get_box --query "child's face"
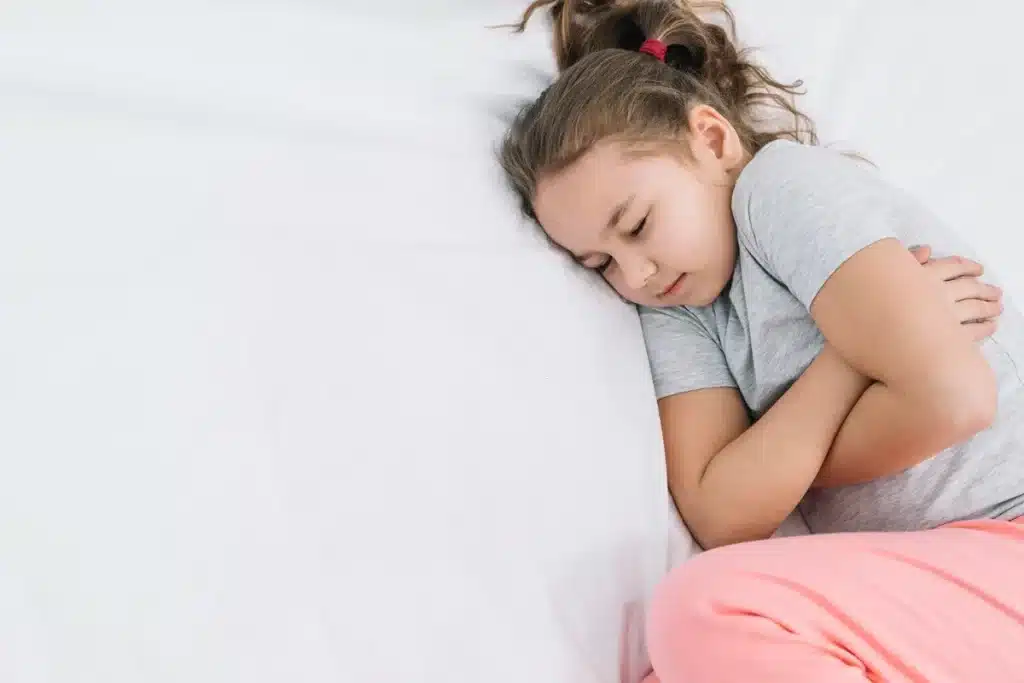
[532,109,745,308]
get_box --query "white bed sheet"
[0,3,668,682]
[1,2,1021,682]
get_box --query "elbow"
[686,509,775,551]
[920,358,997,440]
[947,377,997,439]
[698,528,773,551]
[681,473,787,550]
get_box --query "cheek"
[655,193,728,261]
[651,198,701,255]
[650,220,699,264]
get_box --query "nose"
[620,254,657,292]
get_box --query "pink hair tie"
[638,38,668,62]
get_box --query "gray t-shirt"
[640,139,1024,533]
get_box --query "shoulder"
[732,140,886,219]
[728,141,926,307]
[731,141,909,250]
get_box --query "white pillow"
[0,3,671,683]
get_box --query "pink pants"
[644,519,1024,682]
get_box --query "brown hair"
[500,0,816,222]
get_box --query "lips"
[658,274,686,298]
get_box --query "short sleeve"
[732,141,905,310]
[639,306,737,399]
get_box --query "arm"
[662,344,869,550]
[809,239,997,488]
[734,144,1000,489]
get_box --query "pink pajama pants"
[643,519,1024,682]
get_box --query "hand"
[910,245,1003,342]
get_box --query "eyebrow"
[571,194,635,263]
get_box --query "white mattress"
[0,2,1020,682]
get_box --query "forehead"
[533,142,633,249]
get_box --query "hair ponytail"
[509,0,816,149]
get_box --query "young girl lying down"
[500,1,1024,680]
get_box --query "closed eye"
[627,215,648,238]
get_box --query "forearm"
[802,238,1000,489]
[813,372,995,488]
[692,346,870,548]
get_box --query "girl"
[501,1,1024,681]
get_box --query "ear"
[686,104,745,171]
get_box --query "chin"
[681,282,725,308]
[687,292,718,307]
[637,299,677,309]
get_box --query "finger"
[966,319,998,343]
[943,278,1003,303]
[921,255,985,281]
[955,298,1004,324]
[909,245,932,264]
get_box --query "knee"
[651,536,810,619]
[645,545,768,679]
[650,543,757,619]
